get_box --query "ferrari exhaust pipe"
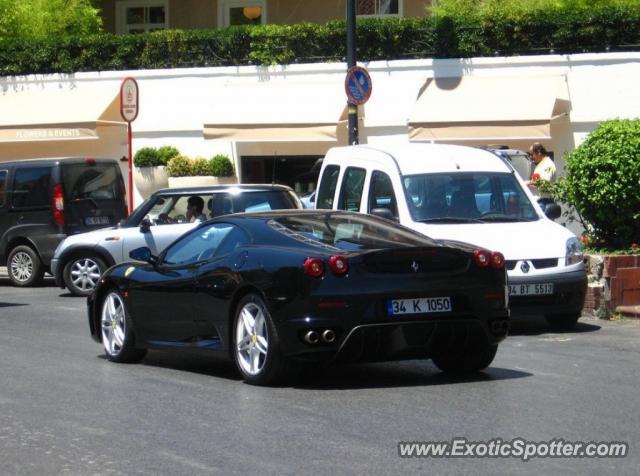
[322,329,336,343]
[490,320,509,335]
[304,330,320,345]
[321,329,336,343]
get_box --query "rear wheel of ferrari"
[100,290,147,363]
[432,341,498,374]
[233,294,289,386]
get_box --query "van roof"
[0,157,120,167]
[326,143,512,175]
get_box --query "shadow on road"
[509,315,601,337]
[293,361,532,390]
[97,352,531,389]
[100,352,243,382]
[0,302,28,308]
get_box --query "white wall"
[3,52,639,206]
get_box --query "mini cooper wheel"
[100,290,147,363]
[64,254,107,297]
[233,294,289,385]
[7,245,44,287]
[432,341,498,375]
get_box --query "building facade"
[97,0,431,34]
[1,52,638,209]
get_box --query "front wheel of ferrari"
[100,290,147,363]
[233,294,289,386]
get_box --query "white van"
[315,143,587,328]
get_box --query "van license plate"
[85,216,110,225]
[387,297,452,315]
[508,283,554,296]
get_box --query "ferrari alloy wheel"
[100,290,146,363]
[7,245,44,287]
[233,294,289,385]
[64,255,106,296]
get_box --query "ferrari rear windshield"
[271,213,437,251]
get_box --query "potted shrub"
[133,146,179,198]
[167,154,237,187]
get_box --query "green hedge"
[0,4,638,75]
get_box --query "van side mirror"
[129,246,156,264]
[370,208,398,222]
[543,203,562,220]
[139,217,152,233]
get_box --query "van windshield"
[402,172,539,223]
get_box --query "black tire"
[63,254,107,297]
[100,289,147,363]
[545,312,581,330]
[232,293,291,386]
[432,341,498,375]
[7,245,45,287]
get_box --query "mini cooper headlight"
[565,237,584,266]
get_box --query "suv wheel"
[7,245,45,287]
[63,255,107,297]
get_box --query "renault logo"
[520,261,530,273]
[411,261,419,273]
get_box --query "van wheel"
[7,245,44,287]
[63,254,107,297]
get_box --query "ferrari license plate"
[508,283,554,296]
[387,297,452,316]
[85,216,110,226]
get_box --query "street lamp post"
[346,0,358,145]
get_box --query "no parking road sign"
[345,66,372,105]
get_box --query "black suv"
[0,158,127,286]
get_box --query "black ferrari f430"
[88,210,510,385]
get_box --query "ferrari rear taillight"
[328,255,349,276]
[473,249,491,268]
[474,249,505,269]
[490,251,505,269]
[51,183,65,225]
[303,258,324,278]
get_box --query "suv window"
[368,171,398,218]
[62,163,123,202]
[0,170,6,207]
[316,165,340,209]
[12,167,52,208]
[338,167,366,212]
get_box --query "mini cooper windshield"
[403,172,538,223]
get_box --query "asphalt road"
[1,273,639,475]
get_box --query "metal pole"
[346,0,358,145]
[127,123,133,214]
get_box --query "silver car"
[51,184,302,296]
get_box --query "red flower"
[531,173,541,181]
[631,243,639,249]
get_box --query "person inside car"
[186,195,208,223]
